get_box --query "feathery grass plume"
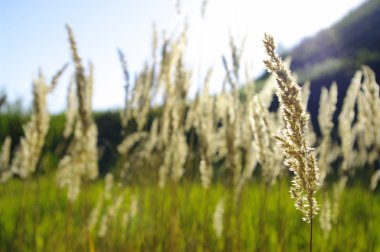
[193,69,217,189]
[57,25,98,201]
[117,25,189,185]
[251,96,281,187]
[319,192,332,238]
[89,195,104,232]
[222,96,242,187]
[117,27,160,182]
[354,66,380,166]
[117,132,148,163]
[354,92,372,166]
[117,131,148,171]
[338,70,362,173]
[11,74,49,178]
[211,92,230,165]
[361,66,380,147]
[11,66,66,178]
[140,118,159,159]
[234,104,258,196]
[117,48,131,132]
[98,193,124,238]
[66,25,92,130]
[0,136,12,183]
[121,194,138,234]
[214,92,229,127]
[184,91,200,131]
[263,34,319,223]
[219,36,247,188]
[157,25,190,187]
[88,173,115,233]
[234,99,260,196]
[258,57,292,110]
[220,34,262,194]
[128,63,154,131]
[222,33,246,91]
[151,23,158,62]
[97,212,108,238]
[302,81,317,147]
[318,82,338,185]
[86,63,94,113]
[90,173,126,238]
[50,63,69,91]
[159,129,188,187]
[213,198,224,239]
[229,34,246,84]
[104,173,114,200]
[239,86,260,184]
[63,77,78,138]
[257,59,290,138]
[199,160,211,188]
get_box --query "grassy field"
[0,175,378,251]
[1,8,380,251]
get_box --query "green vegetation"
[0,176,378,251]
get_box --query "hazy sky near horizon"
[0,0,366,113]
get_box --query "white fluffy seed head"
[213,198,224,238]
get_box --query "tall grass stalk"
[263,34,320,252]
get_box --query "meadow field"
[0,176,379,251]
[1,8,380,251]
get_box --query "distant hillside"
[282,0,380,132]
[289,0,380,78]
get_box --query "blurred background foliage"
[1,0,380,176]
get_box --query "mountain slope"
[284,0,380,131]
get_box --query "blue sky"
[0,0,366,113]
